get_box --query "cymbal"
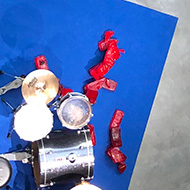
[21,69,59,105]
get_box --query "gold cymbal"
[21,69,59,105]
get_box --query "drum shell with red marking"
[32,129,94,188]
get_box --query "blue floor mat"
[0,0,177,190]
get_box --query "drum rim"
[13,102,27,115]
[0,156,12,189]
[57,93,92,129]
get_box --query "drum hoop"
[14,102,27,115]
[57,93,92,129]
[58,92,89,106]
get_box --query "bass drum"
[32,128,94,188]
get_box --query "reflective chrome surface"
[0,77,23,95]
[32,128,94,187]
[0,152,31,163]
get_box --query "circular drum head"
[57,93,92,129]
[0,157,12,189]
[14,104,53,141]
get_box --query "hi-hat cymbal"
[21,69,59,105]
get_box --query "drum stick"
[1,98,16,112]
[0,70,25,80]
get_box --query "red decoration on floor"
[87,124,96,146]
[110,127,122,147]
[58,83,73,97]
[84,78,117,104]
[106,109,127,173]
[118,162,127,173]
[106,146,127,163]
[83,87,99,104]
[109,109,124,129]
[90,31,125,80]
[34,55,73,97]
[35,55,49,70]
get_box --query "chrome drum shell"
[32,128,94,188]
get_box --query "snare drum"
[32,128,94,188]
[14,103,53,142]
[56,92,92,130]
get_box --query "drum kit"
[0,69,101,189]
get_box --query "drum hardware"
[0,70,25,80]
[0,70,25,95]
[0,148,34,189]
[0,151,32,164]
[0,77,25,95]
[21,69,59,105]
[0,70,25,96]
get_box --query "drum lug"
[22,158,29,164]
[47,150,53,155]
[67,153,77,163]
[46,135,50,139]
[79,145,84,149]
[80,129,90,133]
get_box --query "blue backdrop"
[0,0,177,190]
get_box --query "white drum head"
[14,104,53,141]
[70,183,102,190]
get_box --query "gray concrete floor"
[127,0,190,190]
